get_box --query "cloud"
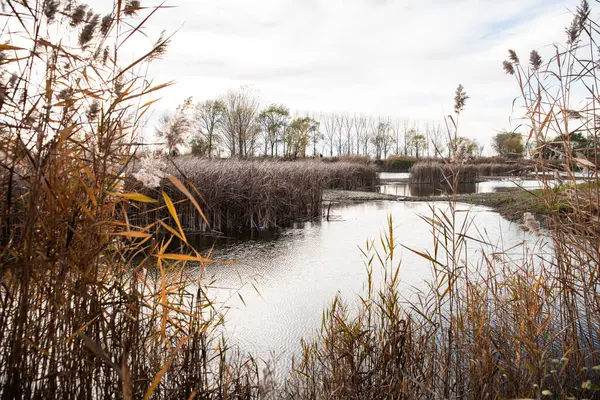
[101,0,578,151]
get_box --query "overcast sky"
[111,0,577,151]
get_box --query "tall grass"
[475,162,533,177]
[281,1,600,398]
[0,1,261,398]
[2,0,600,399]
[409,161,479,185]
[129,157,378,233]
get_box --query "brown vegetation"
[129,157,377,233]
[0,2,260,399]
[409,162,479,185]
[2,0,600,399]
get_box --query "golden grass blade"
[0,44,25,51]
[156,253,218,263]
[158,220,185,242]
[112,231,151,239]
[168,175,209,226]
[162,192,186,243]
[111,193,158,203]
[65,316,101,344]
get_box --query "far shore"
[323,188,554,224]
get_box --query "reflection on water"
[188,201,547,364]
[377,172,587,197]
[379,172,411,181]
[379,178,551,197]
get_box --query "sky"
[98,0,578,152]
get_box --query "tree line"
[154,86,489,159]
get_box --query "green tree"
[189,137,208,156]
[492,131,524,159]
[286,117,319,158]
[410,133,427,158]
[541,132,589,160]
[258,104,290,157]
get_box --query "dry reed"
[409,161,479,185]
[475,162,533,177]
[281,2,600,398]
[0,1,261,398]
[2,0,600,399]
[128,157,378,233]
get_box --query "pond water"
[379,178,547,197]
[189,200,547,365]
[378,172,587,197]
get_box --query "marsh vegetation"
[1,0,600,399]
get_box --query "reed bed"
[409,162,479,185]
[2,0,600,398]
[475,162,533,176]
[128,157,378,233]
[321,155,375,165]
[283,203,600,399]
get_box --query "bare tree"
[335,114,344,156]
[402,119,415,156]
[426,121,446,158]
[193,99,225,157]
[390,117,403,156]
[370,118,393,160]
[222,87,260,157]
[321,113,337,157]
[309,113,324,156]
[341,113,353,155]
[354,114,368,156]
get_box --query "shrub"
[384,155,418,172]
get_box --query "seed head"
[87,101,100,121]
[102,47,110,64]
[44,0,60,22]
[70,4,87,27]
[454,84,469,114]
[149,32,169,61]
[529,50,542,71]
[503,60,515,75]
[124,0,141,16]
[79,13,99,47]
[100,14,112,36]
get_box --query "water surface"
[379,179,546,196]
[191,201,546,363]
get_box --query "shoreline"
[323,189,553,224]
